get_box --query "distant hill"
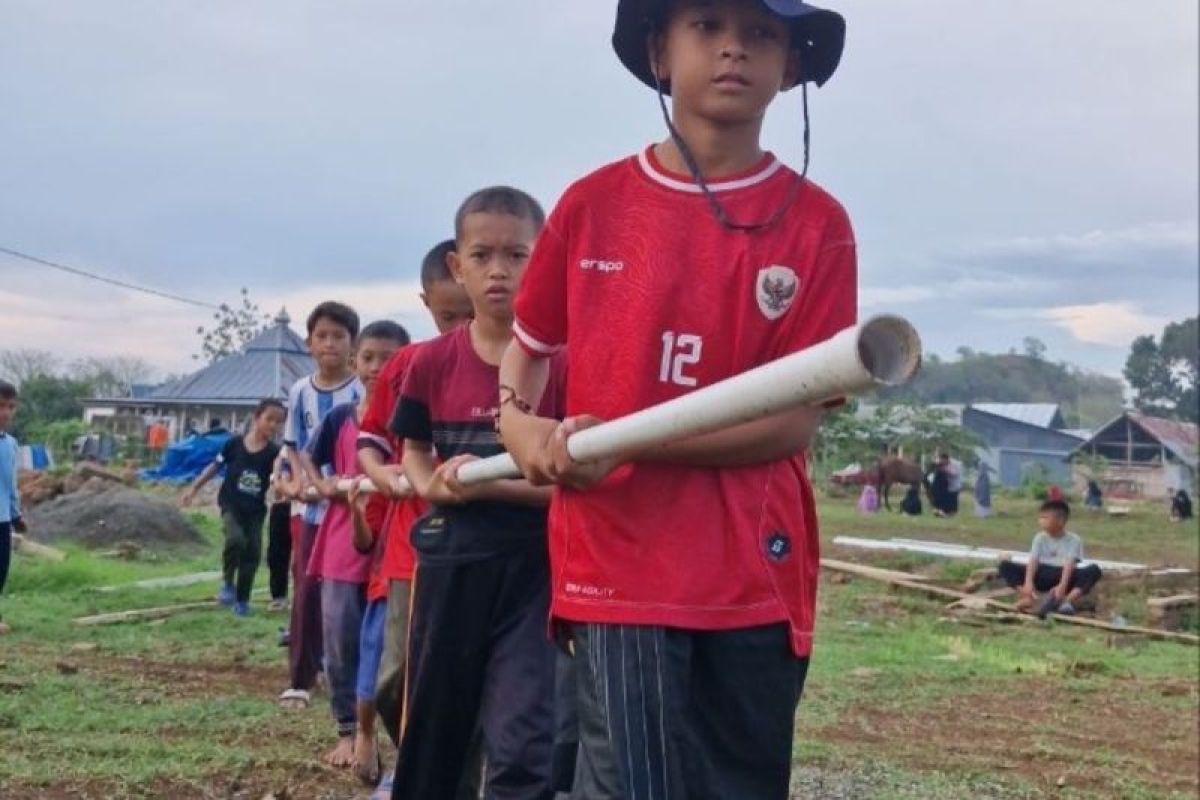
[879,348,1124,429]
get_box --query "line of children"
[277,302,365,710]
[0,379,26,635]
[181,398,285,615]
[305,320,409,768]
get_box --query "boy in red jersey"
[499,1,853,797]
[356,240,482,799]
[356,239,473,746]
[392,187,566,800]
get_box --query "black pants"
[0,521,10,597]
[393,549,557,800]
[571,622,808,800]
[221,507,265,603]
[999,560,1102,593]
[266,502,291,601]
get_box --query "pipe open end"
[857,315,923,386]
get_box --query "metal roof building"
[83,309,314,442]
[1071,412,1198,497]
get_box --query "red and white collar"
[635,146,783,194]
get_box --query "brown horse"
[873,456,929,511]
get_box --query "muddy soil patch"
[26,488,204,550]
[811,677,1198,797]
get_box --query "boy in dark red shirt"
[499,1,853,797]
[392,187,566,800]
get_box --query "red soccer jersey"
[364,492,391,601]
[513,146,857,657]
[357,344,425,583]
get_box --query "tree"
[0,348,59,386]
[70,355,156,398]
[880,342,1124,428]
[1124,317,1198,422]
[9,374,93,440]
[813,401,983,474]
[1022,336,1047,361]
[194,288,271,363]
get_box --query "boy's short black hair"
[1040,499,1070,519]
[306,301,360,340]
[359,320,410,347]
[454,186,545,241]
[0,379,16,400]
[420,239,457,291]
[254,398,285,417]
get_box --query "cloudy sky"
[1,1,1196,381]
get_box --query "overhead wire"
[0,245,220,309]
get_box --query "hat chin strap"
[651,51,811,233]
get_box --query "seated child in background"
[181,398,285,616]
[307,320,408,768]
[900,484,923,516]
[999,499,1102,618]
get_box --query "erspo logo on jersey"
[579,258,624,273]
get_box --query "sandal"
[277,688,310,709]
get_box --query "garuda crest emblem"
[756,265,799,321]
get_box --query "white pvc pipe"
[314,315,921,496]
[457,314,920,484]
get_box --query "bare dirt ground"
[810,675,1199,798]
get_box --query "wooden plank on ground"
[94,571,222,593]
[73,601,218,626]
[831,558,1200,645]
[12,533,66,562]
[819,558,929,584]
[1146,594,1199,610]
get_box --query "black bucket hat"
[612,0,845,91]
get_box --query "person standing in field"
[498,1,854,796]
[181,398,285,616]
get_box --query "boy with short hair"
[498,2,853,796]
[278,300,365,709]
[356,239,482,796]
[0,379,26,634]
[306,319,408,769]
[392,187,565,800]
[181,398,286,615]
[1000,499,1102,618]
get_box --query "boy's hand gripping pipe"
[326,314,921,498]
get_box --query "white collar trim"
[636,148,783,194]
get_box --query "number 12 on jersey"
[659,331,703,387]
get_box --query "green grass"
[818,490,1200,567]
[1,495,1196,798]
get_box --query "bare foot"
[324,736,356,768]
[354,730,381,785]
[1015,596,1034,613]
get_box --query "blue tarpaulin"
[140,432,231,483]
[19,444,53,470]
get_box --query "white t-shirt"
[1030,530,1083,567]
